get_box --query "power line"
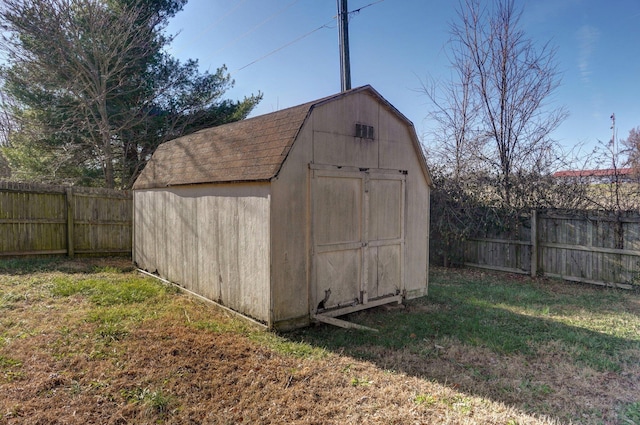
[171,0,249,56]
[234,0,385,73]
[235,18,335,72]
[213,0,301,57]
[348,0,385,18]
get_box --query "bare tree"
[425,0,579,266]
[585,122,640,213]
[446,0,568,207]
[422,60,484,180]
[621,126,640,172]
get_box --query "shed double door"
[312,166,406,312]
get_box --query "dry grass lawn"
[0,258,638,424]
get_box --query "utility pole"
[610,113,617,153]
[337,0,351,91]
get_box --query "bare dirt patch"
[0,317,555,425]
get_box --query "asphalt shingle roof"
[133,99,315,189]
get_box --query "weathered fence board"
[0,182,132,257]
[460,209,640,289]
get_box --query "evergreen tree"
[0,0,261,188]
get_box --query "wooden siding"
[133,184,271,323]
[134,87,431,330]
[269,91,431,328]
[461,209,640,288]
[0,181,131,257]
[378,109,430,298]
[269,118,313,327]
[308,92,430,303]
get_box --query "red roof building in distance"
[553,168,636,183]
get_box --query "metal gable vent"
[355,123,374,140]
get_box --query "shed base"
[317,295,403,318]
[405,287,428,299]
[272,315,311,331]
[137,268,269,330]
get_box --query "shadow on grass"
[287,270,640,422]
[0,256,134,275]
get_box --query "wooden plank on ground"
[312,314,379,332]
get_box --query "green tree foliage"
[0,0,261,188]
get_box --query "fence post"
[530,209,537,278]
[66,187,74,258]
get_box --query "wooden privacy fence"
[0,181,132,257]
[463,209,640,289]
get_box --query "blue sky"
[166,0,640,158]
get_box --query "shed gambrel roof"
[133,99,314,189]
[133,85,430,189]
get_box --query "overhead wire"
[170,0,249,56]
[234,0,386,73]
[213,0,301,57]
[348,0,386,18]
[235,18,335,72]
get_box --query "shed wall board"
[312,92,380,169]
[312,91,380,138]
[154,191,169,279]
[134,184,271,322]
[133,190,155,271]
[405,176,430,298]
[378,112,430,296]
[312,132,379,169]
[270,120,314,327]
[196,195,221,302]
[313,94,429,297]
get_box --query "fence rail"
[461,209,640,289]
[0,181,132,257]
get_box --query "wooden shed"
[133,85,432,330]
